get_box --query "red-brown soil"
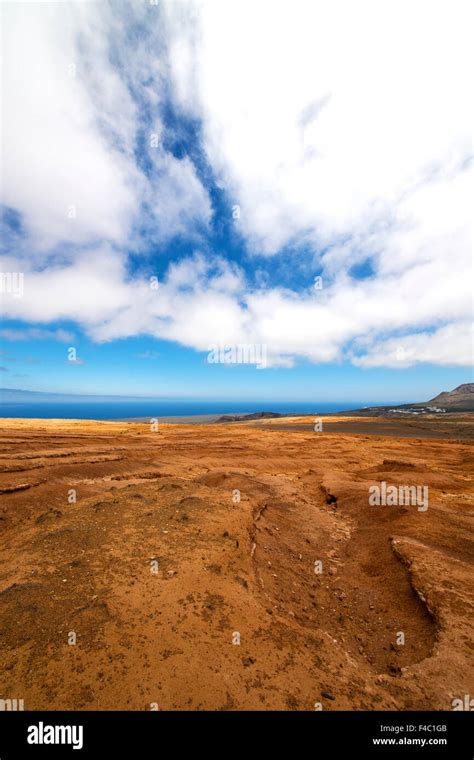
[0,417,473,710]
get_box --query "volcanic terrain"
[0,416,473,710]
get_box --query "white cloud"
[1,0,472,370]
[352,322,473,368]
[166,0,472,254]
[3,248,470,369]
[0,246,134,325]
[0,328,74,343]
[1,1,210,251]
[1,3,138,249]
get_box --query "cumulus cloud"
[352,322,473,368]
[1,0,472,370]
[2,2,137,249]
[166,0,471,255]
[2,249,470,369]
[1,0,210,252]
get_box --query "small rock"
[321,691,335,700]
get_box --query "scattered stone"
[321,691,335,700]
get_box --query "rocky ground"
[0,416,473,710]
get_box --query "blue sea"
[0,399,370,420]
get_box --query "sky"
[0,0,472,403]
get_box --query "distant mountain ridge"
[425,383,474,410]
[341,383,474,416]
[212,384,474,423]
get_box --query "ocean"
[0,399,369,421]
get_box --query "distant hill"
[339,383,474,416]
[424,383,474,411]
[215,384,474,422]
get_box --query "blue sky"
[1,321,469,404]
[0,1,472,403]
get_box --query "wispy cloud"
[0,328,74,343]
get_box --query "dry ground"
[0,416,473,710]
